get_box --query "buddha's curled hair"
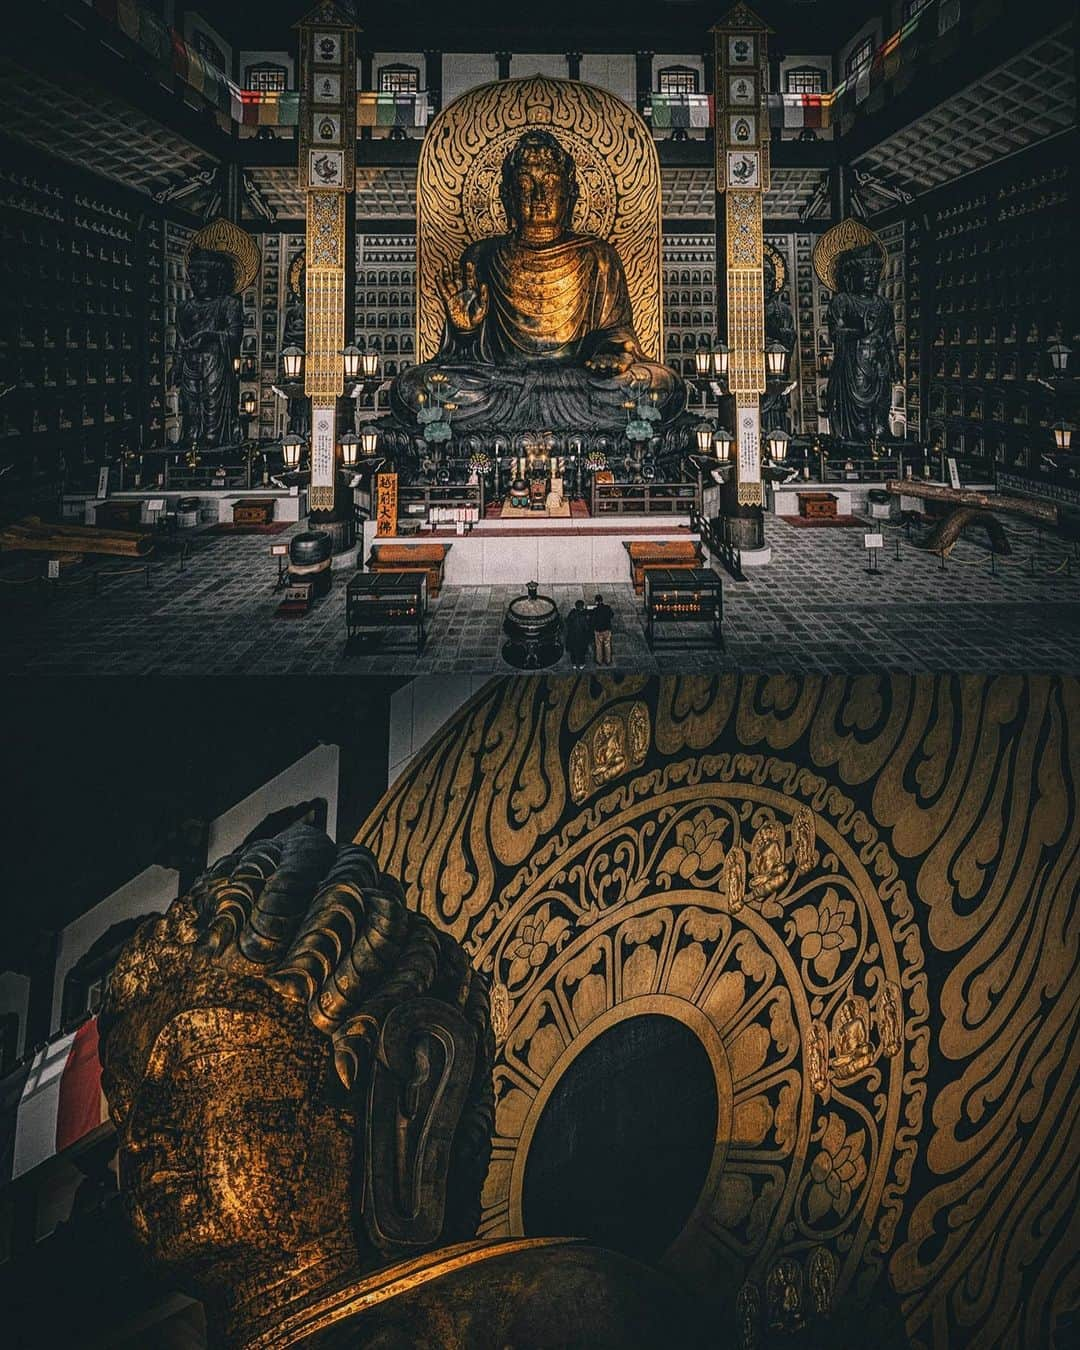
[181,825,492,1106]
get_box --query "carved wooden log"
[885,480,1058,525]
[925,508,1011,557]
[0,519,153,557]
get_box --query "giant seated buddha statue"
[390,129,686,439]
[98,825,708,1348]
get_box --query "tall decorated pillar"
[712,4,770,535]
[296,3,359,543]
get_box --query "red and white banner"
[8,1019,110,1180]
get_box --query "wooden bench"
[624,540,703,594]
[368,542,451,598]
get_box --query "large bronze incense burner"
[98,826,706,1348]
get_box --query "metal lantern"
[713,426,734,461]
[282,347,304,380]
[818,348,832,374]
[342,345,362,380]
[282,432,305,469]
[766,342,790,379]
[1047,339,1071,376]
[340,430,360,467]
[232,354,242,374]
[1051,420,1075,452]
[361,426,379,455]
[361,350,380,378]
[696,422,715,454]
[694,349,712,378]
[711,341,729,380]
[766,428,791,462]
[241,389,257,415]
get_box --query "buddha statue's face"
[115,999,356,1277]
[510,147,572,243]
[842,248,881,296]
[188,251,233,301]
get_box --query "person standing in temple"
[565,598,591,671]
[591,593,614,666]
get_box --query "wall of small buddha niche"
[357,673,1078,1350]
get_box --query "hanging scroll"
[310,399,336,511]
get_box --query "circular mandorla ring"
[812,218,887,292]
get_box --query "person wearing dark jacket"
[565,598,591,670]
[591,594,614,666]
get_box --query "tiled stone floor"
[3,518,1078,675]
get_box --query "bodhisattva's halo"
[187,217,261,295]
[812,217,887,292]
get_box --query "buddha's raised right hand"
[437,258,489,333]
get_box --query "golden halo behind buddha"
[188,217,261,294]
[812,217,886,291]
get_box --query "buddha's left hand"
[586,348,633,376]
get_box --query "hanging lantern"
[361,350,380,378]
[341,345,362,380]
[1051,420,1075,452]
[361,426,379,455]
[282,432,305,469]
[711,340,729,380]
[241,389,257,415]
[766,428,791,462]
[696,422,715,454]
[282,347,304,380]
[818,348,832,374]
[713,426,734,461]
[766,342,790,379]
[694,349,712,378]
[340,430,360,467]
[1047,339,1071,376]
[232,354,242,374]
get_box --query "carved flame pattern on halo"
[416,77,662,364]
[357,674,1080,1349]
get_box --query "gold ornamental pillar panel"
[297,4,358,511]
[713,4,770,506]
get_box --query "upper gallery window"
[246,63,288,93]
[845,36,875,78]
[379,64,420,94]
[658,66,700,95]
[785,66,826,94]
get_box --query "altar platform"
[361,514,698,585]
